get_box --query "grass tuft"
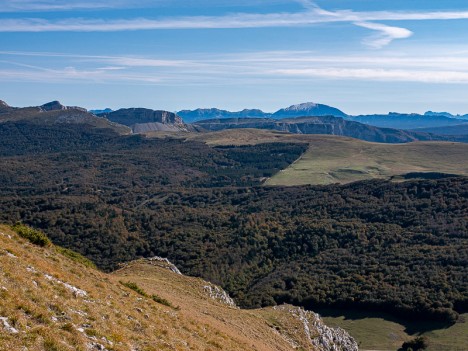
[151,294,178,309]
[11,223,51,247]
[119,281,148,297]
[55,246,96,269]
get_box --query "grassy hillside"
[185,129,468,185]
[266,137,468,185]
[0,224,357,351]
[412,123,468,136]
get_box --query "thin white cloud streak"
[105,57,197,68]
[3,50,468,85]
[0,0,278,12]
[273,68,468,84]
[0,67,164,83]
[0,50,198,68]
[4,49,468,69]
[0,14,322,32]
[5,65,468,85]
[2,1,468,48]
[354,22,413,49]
[2,8,468,32]
[332,10,468,22]
[0,0,161,12]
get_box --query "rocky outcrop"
[0,317,19,334]
[40,101,87,112]
[0,100,13,113]
[41,100,68,111]
[274,305,359,351]
[203,284,237,308]
[145,256,182,275]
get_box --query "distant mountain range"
[177,102,347,123]
[349,113,468,130]
[178,102,468,130]
[3,99,468,143]
[425,111,468,119]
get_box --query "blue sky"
[1,0,468,114]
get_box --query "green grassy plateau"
[180,129,468,186]
[265,136,468,185]
[322,311,468,351]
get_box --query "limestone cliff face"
[102,108,190,132]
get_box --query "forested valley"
[1,121,467,325]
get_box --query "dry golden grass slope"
[0,224,357,351]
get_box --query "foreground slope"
[0,225,357,351]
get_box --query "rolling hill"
[0,100,130,134]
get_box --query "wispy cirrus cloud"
[0,0,281,12]
[2,50,468,85]
[0,0,163,12]
[273,67,468,84]
[354,22,413,49]
[1,2,468,48]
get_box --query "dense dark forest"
[0,121,467,324]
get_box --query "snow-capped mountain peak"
[284,102,318,111]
